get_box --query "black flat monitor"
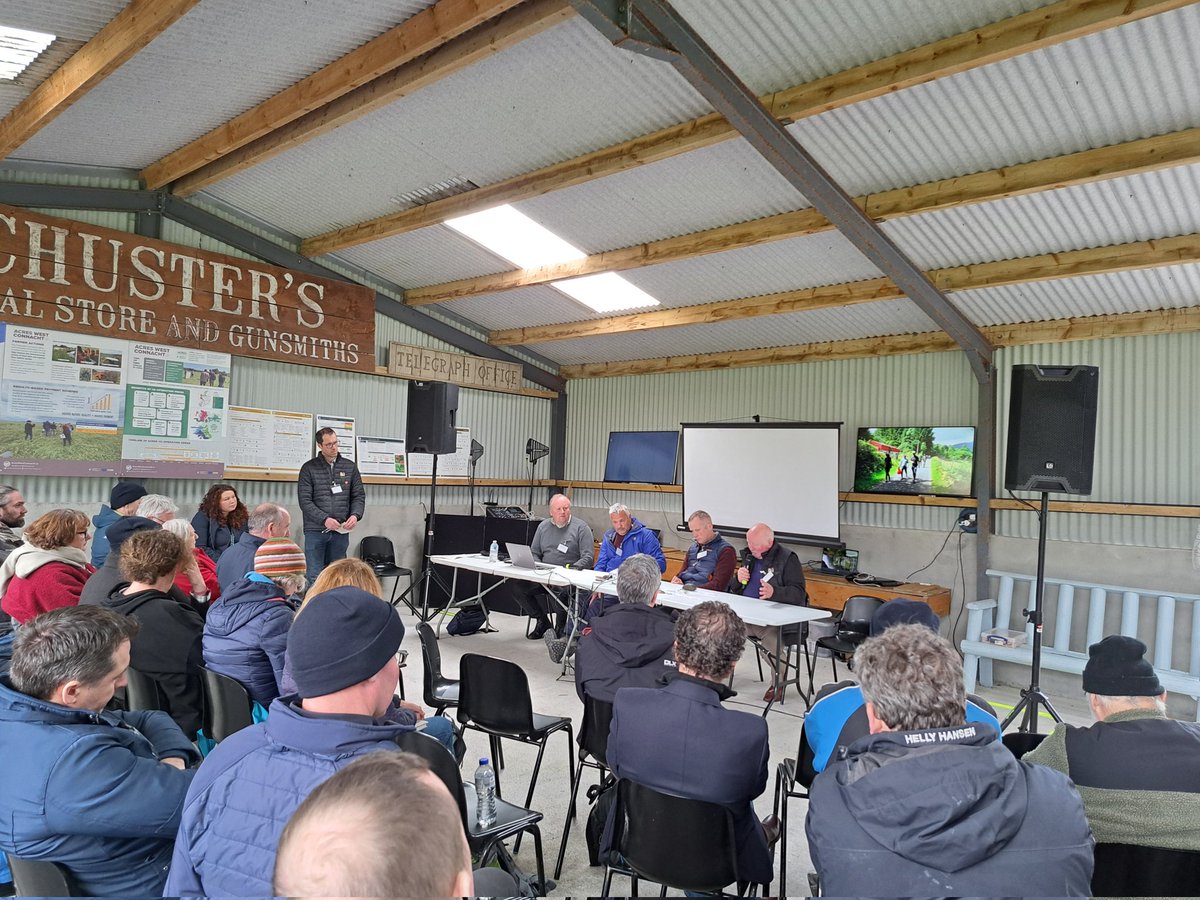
[604,430,679,485]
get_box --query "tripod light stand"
[467,439,484,514]
[525,438,548,512]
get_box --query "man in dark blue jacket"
[0,605,198,897]
[215,502,290,591]
[806,624,1093,896]
[167,586,423,898]
[604,601,778,888]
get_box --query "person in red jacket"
[0,509,95,624]
[163,518,220,608]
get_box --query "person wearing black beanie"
[1025,634,1200,895]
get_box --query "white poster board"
[408,426,471,477]
[315,413,356,462]
[227,407,314,474]
[356,435,408,476]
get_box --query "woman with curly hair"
[0,508,95,623]
[191,483,248,562]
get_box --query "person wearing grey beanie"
[1025,633,1200,896]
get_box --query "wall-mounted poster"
[356,435,407,476]
[408,427,471,478]
[0,324,126,475]
[226,407,314,475]
[315,414,356,463]
[119,343,230,478]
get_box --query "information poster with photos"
[356,435,407,476]
[0,324,225,477]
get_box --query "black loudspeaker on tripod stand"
[1002,364,1099,734]
[394,380,458,621]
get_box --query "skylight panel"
[444,205,585,270]
[553,272,661,313]
[0,26,54,81]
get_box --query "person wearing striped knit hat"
[201,539,306,706]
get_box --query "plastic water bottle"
[475,757,497,827]
[488,540,499,563]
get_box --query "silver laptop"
[506,542,554,571]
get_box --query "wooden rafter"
[301,0,1191,257]
[141,0,529,190]
[488,232,1200,345]
[558,307,1200,379]
[0,0,200,159]
[172,0,572,196]
[407,126,1200,305]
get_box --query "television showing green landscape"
[853,426,975,497]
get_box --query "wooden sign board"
[388,341,523,394]
[0,204,375,374]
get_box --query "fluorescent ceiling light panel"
[553,272,660,313]
[444,205,585,269]
[0,26,54,80]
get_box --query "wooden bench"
[962,569,1200,720]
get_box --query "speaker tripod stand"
[1001,491,1062,734]
[393,454,455,623]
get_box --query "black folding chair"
[358,534,415,615]
[813,595,884,681]
[457,653,573,850]
[8,855,79,896]
[553,694,613,878]
[1092,842,1200,897]
[122,666,164,712]
[602,779,764,897]
[772,722,819,897]
[199,665,254,743]
[395,730,547,894]
[418,622,459,716]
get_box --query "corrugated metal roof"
[671,0,1051,95]
[887,163,1200,269]
[956,262,1200,325]
[785,3,1200,196]
[335,224,514,287]
[536,298,938,365]
[203,15,709,239]
[14,0,439,166]
[516,135,807,253]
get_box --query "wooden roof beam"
[301,0,1191,257]
[171,0,572,197]
[559,307,1200,379]
[0,0,200,159]
[489,232,1200,345]
[141,0,529,190]
[408,126,1200,305]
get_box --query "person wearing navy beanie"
[166,586,432,898]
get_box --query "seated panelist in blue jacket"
[0,605,198,897]
[595,503,666,573]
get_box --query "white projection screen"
[681,423,841,544]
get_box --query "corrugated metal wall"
[568,333,1200,549]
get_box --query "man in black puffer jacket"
[297,428,365,584]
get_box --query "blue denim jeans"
[303,529,349,585]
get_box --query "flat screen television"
[853,426,976,497]
[604,430,679,485]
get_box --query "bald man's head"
[274,751,472,898]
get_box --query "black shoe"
[529,621,551,640]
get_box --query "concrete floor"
[399,607,1095,898]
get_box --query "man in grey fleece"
[513,494,593,639]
